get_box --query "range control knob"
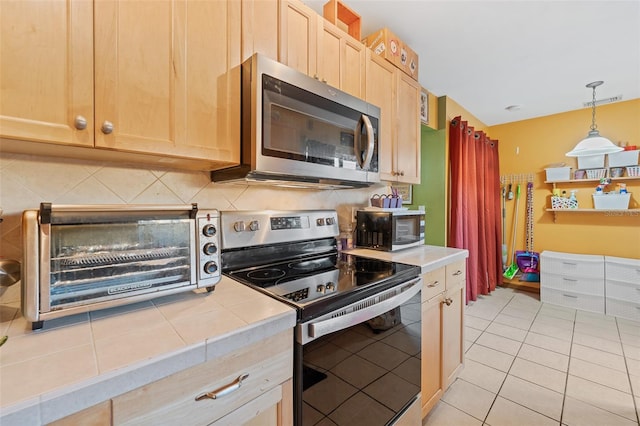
[326,282,335,291]
[248,220,260,231]
[234,221,246,232]
[204,261,218,275]
[203,243,217,256]
[316,284,325,294]
[202,224,216,237]
[316,218,325,226]
[326,217,335,225]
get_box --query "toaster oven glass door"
[45,211,195,309]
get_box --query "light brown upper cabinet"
[366,50,421,184]
[0,0,94,147]
[1,0,240,170]
[279,0,365,98]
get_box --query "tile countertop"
[347,244,469,273]
[0,277,296,426]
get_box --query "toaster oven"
[22,203,221,329]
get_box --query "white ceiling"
[304,0,640,126]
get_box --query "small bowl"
[610,167,624,178]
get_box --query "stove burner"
[289,259,331,272]
[247,268,286,280]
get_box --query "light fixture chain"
[591,85,597,131]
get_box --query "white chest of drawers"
[540,251,605,314]
[605,256,640,322]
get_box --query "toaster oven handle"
[307,277,421,341]
[355,114,375,170]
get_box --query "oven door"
[250,54,380,184]
[296,277,422,426]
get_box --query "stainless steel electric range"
[220,210,422,426]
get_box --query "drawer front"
[541,272,604,296]
[606,280,640,304]
[605,298,640,323]
[422,267,446,302]
[540,287,604,314]
[445,260,465,290]
[541,252,604,279]
[605,259,640,284]
[112,330,292,425]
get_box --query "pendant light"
[565,81,623,157]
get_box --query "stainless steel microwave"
[355,209,425,251]
[22,203,221,329]
[211,53,380,189]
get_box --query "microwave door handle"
[355,114,375,170]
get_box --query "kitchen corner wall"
[489,99,640,259]
[0,152,384,304]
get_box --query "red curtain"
[449,116,502,303]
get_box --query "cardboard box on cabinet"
[362,28,419,79]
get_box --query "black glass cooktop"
[223,248,419,321]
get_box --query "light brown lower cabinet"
[421,263,466,419]
[49,330,293,426]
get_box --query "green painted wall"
[409,125,447,246]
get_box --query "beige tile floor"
[423,286,640,426]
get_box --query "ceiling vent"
[583,94,623,107]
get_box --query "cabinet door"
[318,20,342,88]
[442,281,465,389]
[279,0,317,77]
[94,0,240,162]
[341,37,366,98]
[241,0,278,62]
[0,0,93,147]
[421,293,443,418]
[365,51,396,182]
[395,71,421,184]
[317,19,365,98]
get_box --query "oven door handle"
[307,278,421,340]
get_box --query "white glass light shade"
[565,130,623,157]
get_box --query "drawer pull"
[562,262,578,266]
[195,373,249,401]
[427,281,440,288]
[562,294,578,299]
[443,297,453,306]
[452,270,463,276]
[562,278,578,282]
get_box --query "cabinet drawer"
[445,260,465,290]
[112,330,292,425]
[605,256,640,284]
[540,287,604,314]
[541,272,604,296]
[606,280,640,304]
[422,267,446,302]
[605,298,640,323]
[540,251,604,279]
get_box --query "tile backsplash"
[0,152,385,304]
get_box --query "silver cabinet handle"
[427,280,439,288]
[453,270,463,276]
[74,115,87,130]
[443,297,453,306]
[101,121,114,134]
[562,294,578,299]
[195,373,249,401]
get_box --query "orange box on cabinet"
[323,0,361,40]
[362,28,419,79]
